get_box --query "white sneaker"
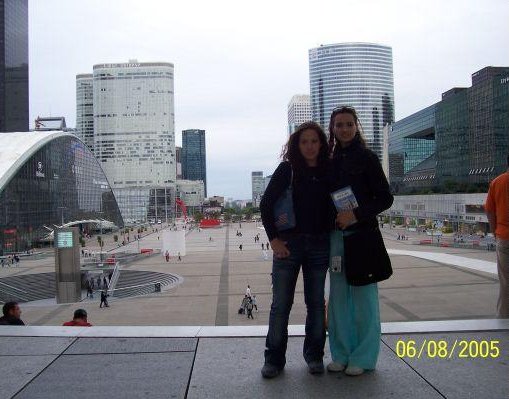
[326,361,346,372]
[345,366,364,376]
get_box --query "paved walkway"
[0,221,502,326]
[0,321,507,399]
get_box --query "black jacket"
[0,315,25,325]
[260,161,334,241]
[331,137,393,229]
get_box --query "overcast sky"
[29,0,509,199]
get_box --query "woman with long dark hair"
[260,121,333,378]
[326,106,393,376]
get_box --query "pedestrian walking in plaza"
[178,252,182,262]
[96,276,101,288]
[485,155,509,318]
[260,121,333,378]
[103,276,108,289]
[252,295,258,312]
[241,295,250,314]
[246,285,251,297]
[165,250,170,262]
[246,298,254,319]
[327,106,393,377]
[239,244,243,251]
[100,290,109,308]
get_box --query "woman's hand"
[336,210,357,229]
[270,238,290,258]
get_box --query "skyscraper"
[182,129,207,196]
[175,146,182,179]
[76,74,94,151]
[287,94,311,135]
[0,0,29,132]
[92,61,176,222]
[251,171,264,208]
[309,43,394,159]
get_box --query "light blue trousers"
[327,230,381,370]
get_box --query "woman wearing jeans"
[260,121,333,378]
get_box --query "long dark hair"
[281,121,329,171]
[328,106,367,158]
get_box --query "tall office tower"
[0,0,29,132]
[182,129,207,196]
[93,61,176,223]
[309,43,394,160]
[287,94,311,135]
[76,74,94,151]
[251,171,264,208]
[175,146,182,179]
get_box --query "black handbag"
[343,227,392,286]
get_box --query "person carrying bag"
[326,106,394,377]
[260,121,334,378]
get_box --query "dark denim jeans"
[264,233,330,368]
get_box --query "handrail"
[107,262,122,294]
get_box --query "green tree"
[194,212,204,223]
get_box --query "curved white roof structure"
[0,131,77,191]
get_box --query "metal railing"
[107,262,121,295]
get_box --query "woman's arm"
[260,162,292,241]
[353,151,394,222]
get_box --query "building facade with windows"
[0,132,123,253]
[75,74,94,151]
[390,66,509,194]
[388,104,437,191]
[308,42,394,160]
[287,94,311,135]
[91,61,176,222]
[175,179,205,215]
[0,0,29,133]
[251,171,264,208]
[182,129,207,196]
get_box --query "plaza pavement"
[0,221,499,326]
[0,222,507,398]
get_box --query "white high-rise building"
[287,94,311,135]
[309,43,394,160]
[176,179,205,215]
[92,60,176,223]
[252,171,265,207]
[76,74,94,151]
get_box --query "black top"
[0,315,25,325]
[331,137,394,230]
[260,161,334,241]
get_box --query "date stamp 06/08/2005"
[395,339,502,359]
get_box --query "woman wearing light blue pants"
[326,106,393,376]
[327,230,381,372]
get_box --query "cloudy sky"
[29,0,509,199]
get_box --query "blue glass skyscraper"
[182,129,207,197]
[309,43,394,160]
[0,0,29,132]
